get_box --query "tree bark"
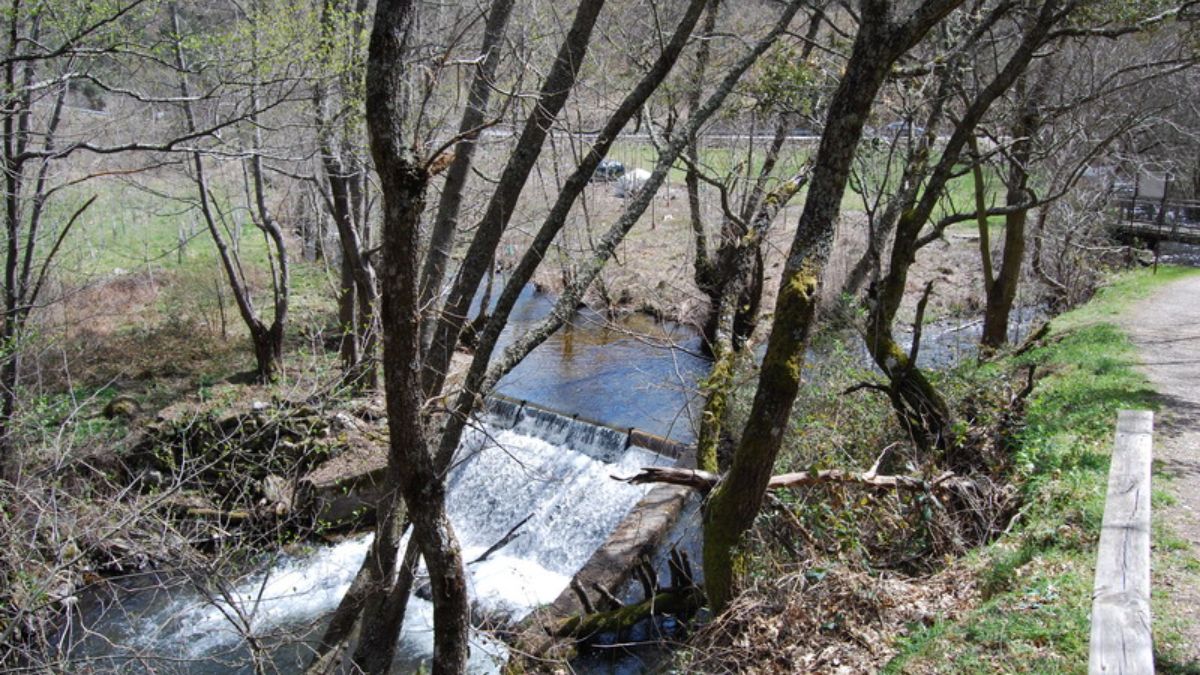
[982,71,1046,350]
[361,0,469,671]
[315,0,378,390]
[421,0,609,400]
[696,170,809,473]
[702,0,966,614]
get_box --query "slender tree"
[701,0,968,613]
[170,3,291,383]
[312,0,379,389]
[312,2,806,670]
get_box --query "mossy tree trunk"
[702,0,967,614]
[691,4,824,355]
[696,171,810,473]
[982,71,1045,351]
[859,1,1062,451]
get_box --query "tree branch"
[615,465,966,495]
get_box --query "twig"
[468,513,533,565]
[570,578,596,614]
[590,582,625,610]
[635,558,657,600]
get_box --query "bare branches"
[616,465,970,495]
[0,0,152,69]
[24,195,98,317]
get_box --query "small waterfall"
[482,397,632,463]
[72,408,674,673]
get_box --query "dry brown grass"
[682,565,978,674]
[497,176,997,333]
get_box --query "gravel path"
[1120,273,1200,664]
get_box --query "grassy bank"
[885,266,1200,673]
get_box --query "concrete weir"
[296,395,696,646]
[481,396,696,651]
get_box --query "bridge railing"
[1114,196,1200,226]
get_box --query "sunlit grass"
[884,266,1200,672]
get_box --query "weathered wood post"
[1088,409,1153,674]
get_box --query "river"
[66,282,1041,673]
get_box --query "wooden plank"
[1089,410,1154,675]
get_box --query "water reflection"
[487,284,709,443]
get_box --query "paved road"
[1120,273,1200,664]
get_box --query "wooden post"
[1089,409,1154,675]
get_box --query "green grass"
[16,172,347,427]
[884,266,1200,673]
[51,180,281,282]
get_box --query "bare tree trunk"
[421,0,608,400]
[686,0,722,327]
[315,0,377,390]
[246,31,289,381]
[358,1,469,671]
[337,252,359,368]
[0,15,64,473]
[172,4,286,383]
[417,0,516,349]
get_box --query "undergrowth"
[678,324,1028,672]
[679,267,1200,673]
[885,266,1200,673]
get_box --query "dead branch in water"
[468,513,532,565]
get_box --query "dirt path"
[1120,273,1200,664]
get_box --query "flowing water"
[69,413,673,673]
[486,284,709,443]
[71,278,1044,672]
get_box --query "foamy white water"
[78,417,669,673]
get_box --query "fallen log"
[184,507,252,522]
[614,466,969,495]
[551,586,705,639]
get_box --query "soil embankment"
[503,184,996,330]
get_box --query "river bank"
[886,267,1200,672]
[501,184,1008,330]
